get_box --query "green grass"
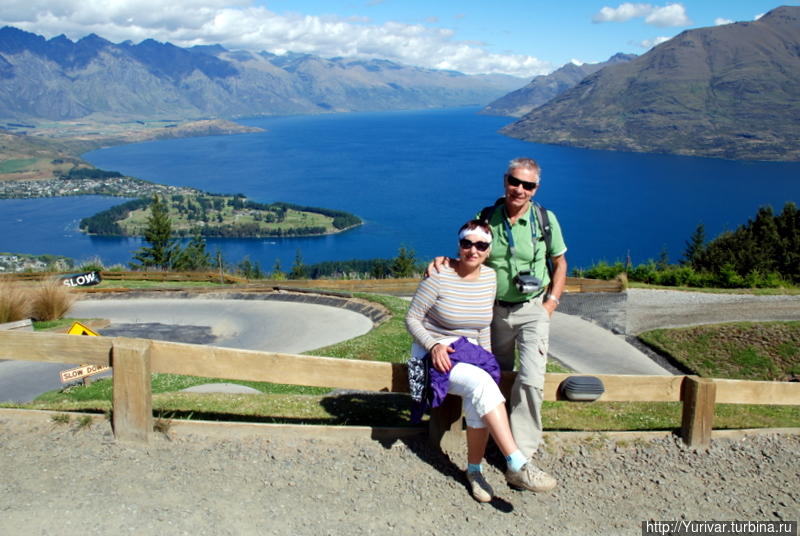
[120,197,338,236]
[5,287,798,431]
[639,321,800,381]
[0,158,38,173]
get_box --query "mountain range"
[501,6,800,162]
[0,26,524,122]
[481,53,637,118]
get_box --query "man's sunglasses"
[505,174,539,191]
[459,238,491,252]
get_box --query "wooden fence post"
[681,376,716,448]
[429,395,464,455]
[112,338,153,443]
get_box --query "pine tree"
[683,223,706,267]
[391,246,417,278]
[173,230,211,271]
[130,195,177,270]
[775,202,799,282]
[271,258,286,280]
[289,249,307,279]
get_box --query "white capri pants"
[412,338,506,429]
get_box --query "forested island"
[80,193,362,238]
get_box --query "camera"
[513,270,541,294]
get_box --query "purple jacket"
[429,337,501,407]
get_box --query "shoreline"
[0,176,363,240]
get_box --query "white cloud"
[639,36,671,49]
[0,0,549,77]
[593,3,690,27]
[645,4,690,27]
[593,3,653,23]
[714,17,733,26]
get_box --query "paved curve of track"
[0,297,373,403]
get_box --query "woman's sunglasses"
[459,238,491,252]
[505,174,539,191]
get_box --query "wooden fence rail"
[0,271,626,295]
[2,330,798,448]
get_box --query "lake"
[1,107,797,271]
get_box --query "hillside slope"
[481,53,635,117]
[502,6,800,161]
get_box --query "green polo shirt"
[478,202,567,303]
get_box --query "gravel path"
[626,289,800,334]
[2,416,798,536]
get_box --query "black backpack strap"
[533,202,554,282]
[478,197,505,223]
[533,202,552,257]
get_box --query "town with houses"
[0,176,198,200]
[0,253,72,273]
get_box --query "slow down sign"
[59,322,111,383]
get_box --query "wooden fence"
[0,271,626,296]
[2,330,798,448]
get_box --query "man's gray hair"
[507,157,541,176]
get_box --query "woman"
[406,219,549,502]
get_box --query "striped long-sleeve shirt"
[405,264,496,352]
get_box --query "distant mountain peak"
[501,5,800,161]
[481,52,637,118]
[0,25,524,123]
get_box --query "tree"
[289,249,307,279]
[130,195,177,270]
[683,223,706,267]
[692,204,799,285]
[172,230,211,271]
[391,246,417,278]
[775,202,799,282]
[656,245,669,271]
[271,258,286,280]
[237,256,264,279]
[371,259,391,279]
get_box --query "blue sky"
[2,1,796,77]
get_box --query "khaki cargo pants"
[491,294,550,459]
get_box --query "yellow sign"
[67,321,100,337]
[60,322,109,383]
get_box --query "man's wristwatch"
[546,293,560,305]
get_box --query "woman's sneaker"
[505,462,557,492]
[466,471,494,503]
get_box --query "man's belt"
[495,299,527,308]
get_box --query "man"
[431,157,567,492]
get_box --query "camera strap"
[502,204,538,276]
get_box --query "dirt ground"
[1,413,798,536]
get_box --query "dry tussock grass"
[0,280,32,323]
[29,277,76,322]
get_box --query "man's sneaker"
[466,471,494,503]
[505,462,557,492]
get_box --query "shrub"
[0,280,32,323]
[713,263,746,289]
[29,278,76,322]
[628,261,658,284]
[578,260,626,280]
[78,257,105,272]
